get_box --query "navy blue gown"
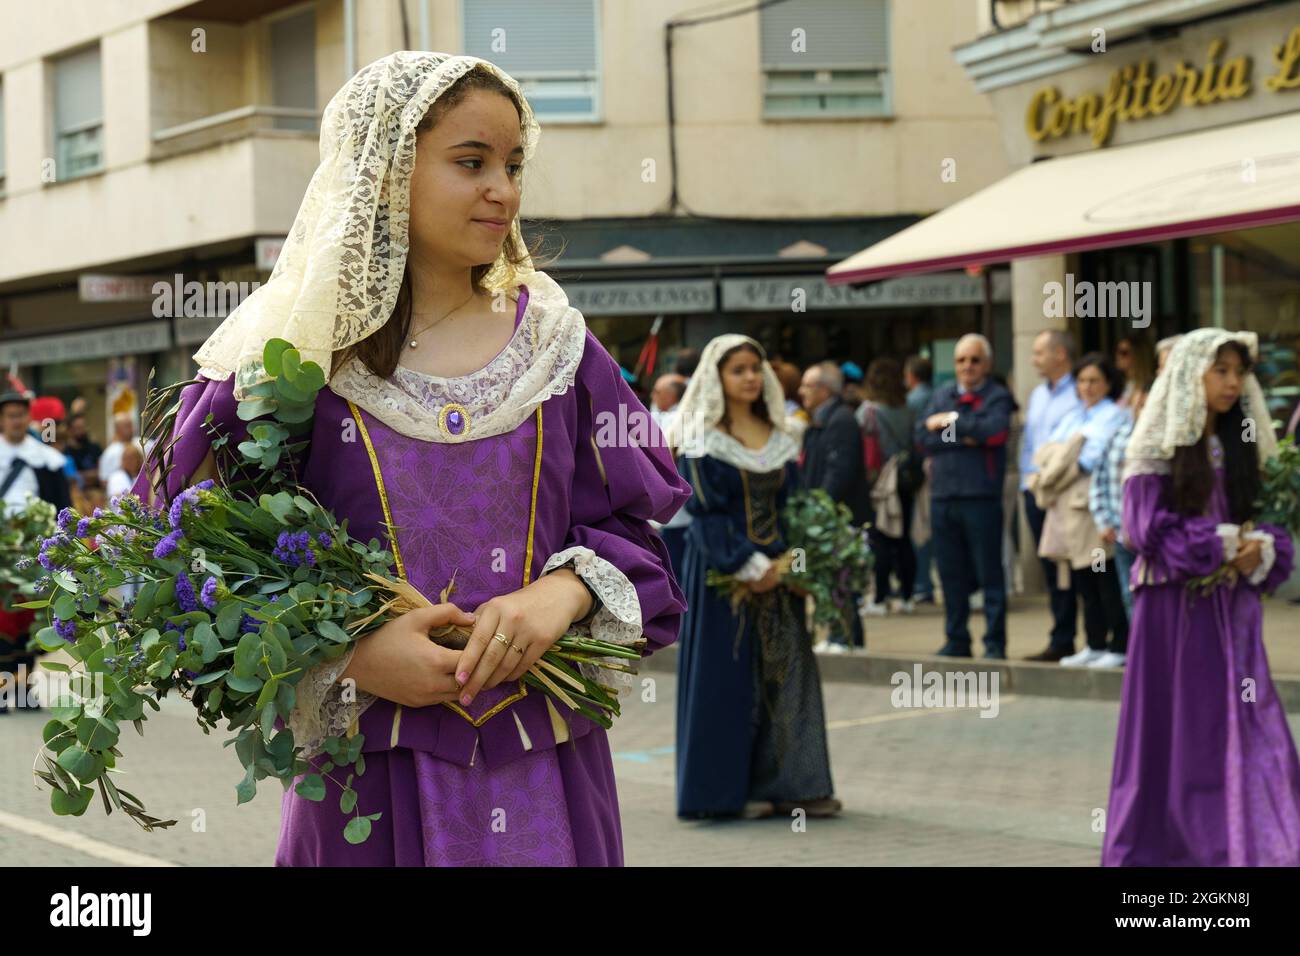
[674,451,835,817]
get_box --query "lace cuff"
[541,545,643,696]
[1244,530,1277,586]
[1215,524,1240,562]
[733,550,774,583]
[288,645,379,760]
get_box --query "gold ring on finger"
[510,643,525,655]
[492,632,512,648]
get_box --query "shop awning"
[827,113,1300,285]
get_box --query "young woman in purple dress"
[136,53,690,866]
[1103,328,1299,865]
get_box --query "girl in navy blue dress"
[670,334,839,820]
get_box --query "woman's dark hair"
[1117,333,1156,394]
[771,359,802,402]
[1170,341,1260,522]
[673,348,701,377]
[904,354,933,385]
[332,66,550,381]
[864,357,906,407]
[716,343,773,437]
[1073,352,1123,401]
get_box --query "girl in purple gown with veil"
[1103,328,1299,866]
[136,53,689,866]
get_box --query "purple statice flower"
[317,532,333,550]
[53,615,76,642]
[92,507,104,519]
[200,576,219,611]
[110,492,142,516]
[75,517,92,538]
[174,572,200,613]
[37,535,69,572]
[33,576,52,594]
[195,479,214,491]
[272,530,317,568]
[153,529,184,560]
[238,613,261,634]
[163,621,188,651]
[269,594,281,603]
[56,508,75,532]
[183,669,199,680]
[168,489,196,529]
[15,556,33,572]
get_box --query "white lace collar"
[328,270,588,442]
[679,425,801,473]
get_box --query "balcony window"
[53,45,105,179]
[761,0,891,119]
[463,0,600,122]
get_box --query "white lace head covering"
[668,334,802,470]
[1125,327,1277,470]
[193,51,541,400]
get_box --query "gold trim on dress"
[349,398,406,579]
[522,405,542,586]
[740,467,783,545]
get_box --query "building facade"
[0,0,1008,439]
[949,0,1300,429]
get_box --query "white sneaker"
[822,643,849,655]
[812,639,831,654]
[1086,651,1127,669]
[891,599,915,614]
[970,592,984,611]
[1060,647,1107,667]
[862,601,888,617]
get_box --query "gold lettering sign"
[1026,27,1299,147]
[1265,24,1300,90]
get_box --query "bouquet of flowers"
[1,498,56,655]
[1188,435,1300,596]
[19,340,641,844]
[706,488,873,636]
[2,497,56,608]
[1255,435,1300,538]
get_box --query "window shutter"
[761,0,888,70]
[463,0,597,75]
[54,45,104,134]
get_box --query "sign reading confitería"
[1026,24,1300,148]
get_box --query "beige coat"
[1027,434,1109,587]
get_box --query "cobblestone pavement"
[6,671,1297,866]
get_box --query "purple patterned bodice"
[359,407,539,720]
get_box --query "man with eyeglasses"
[914,335,1013,659]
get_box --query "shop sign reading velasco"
[1025,24,1300,148]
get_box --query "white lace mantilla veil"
[667,333,802,472]
[1123,327,1278,480]
[191,51,587,441]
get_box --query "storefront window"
[1190,222,1300,437]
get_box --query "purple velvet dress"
[137,286,690,865]
[1102,457,1300,866]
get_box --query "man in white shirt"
[1019,331,1083,662]
[1,392,71,517]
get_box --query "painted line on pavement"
[0,808,180,867]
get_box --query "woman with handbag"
[856,358,918,615]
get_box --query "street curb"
[642,644,1300,713]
